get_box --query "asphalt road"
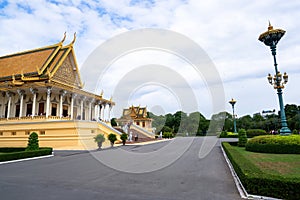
[0,137,241,200]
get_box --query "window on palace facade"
[63,105,68,117]
[26,104,32,116]
[15,104,20,117]
[51,104,57,116]
[40,131,45,135]
[142,121,145,127]
[136,121,140,126]
[25,131,30,135]
[38,102,45,115]
[91,130,95,133]
[0,132,3,136]
[11,132,16,136]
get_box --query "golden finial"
[61,32,67,44]
[109,96,113,102]
[100,90,104,97]
[268,20,273,31]
[70,32,76,45]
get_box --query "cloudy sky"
[0,0,299,119]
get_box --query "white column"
[80,97,84,120]
[30,88,37,117]
[6,92,12,119]
[88,100,93,121]
[101,104,106,121]
[108,104,112,121]
[46,87,51,118]
[70,93,76,120]
[1,93,5,118]
[17,89,25,118]
[94,104,98,121]
[59,90,66,118]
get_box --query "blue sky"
[0,0,300,118]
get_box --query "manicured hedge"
[0,147,26,153]
[163,132,174,138]
[246,129,267,138]
[0,148,53,162]
[245,135,300,154]
[219,131,238,138]
[222,142,300,200]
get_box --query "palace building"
[0,33,121,149]
[116,106,154,134]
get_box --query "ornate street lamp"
[259,22,291,135]
[229,98,237,133]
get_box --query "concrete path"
[0,137,241,200]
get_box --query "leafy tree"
[26,132,39,151]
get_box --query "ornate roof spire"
[268,20,273,31]
[70,32,76,45]
[60,32,67,44]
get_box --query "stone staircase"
[114,127,157,144]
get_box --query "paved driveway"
[0,137,241,200]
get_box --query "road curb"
[0,153,54,165]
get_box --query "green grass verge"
[0,147,53,162]
[222,142,300,200]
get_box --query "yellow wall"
[0,120,121,150]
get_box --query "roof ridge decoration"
[0,33,66,60]
[64,32,76,47]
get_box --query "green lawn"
[232,145,300,178]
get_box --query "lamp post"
[229,98,237,133]
[259,22,291,135]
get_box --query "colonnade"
[0,87,113,122]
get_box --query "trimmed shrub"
[94,134,105,150]
[246,129,267,138]
[108,133,117,146]
[238,129,247,147]
[245,135,300,154]
[0,148,52,162]
[26,132,39,151]
[120,133,128,145]
[222,142,300,200]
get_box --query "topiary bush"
[245,135,300,154]
[120,133,128,145]
[108,133,117,147]
[26,132,39,151]
[94,134,105,150]
[238,129,247,147]
[246,129,267,138]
